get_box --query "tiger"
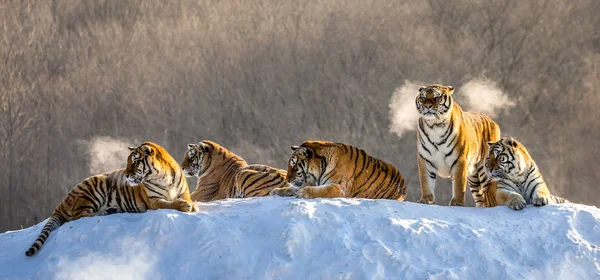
[269,141,407,200]
[415,84,501,207]
[484,136,569,210]
[25,142,197,257]
[182,140,288,201]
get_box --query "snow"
[1,197,599,280]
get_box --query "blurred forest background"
[1,0,599,232]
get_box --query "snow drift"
[1,198,599,280]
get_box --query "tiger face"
[416,84,454,120]
[286,146,315,187]
[485,137,527,181]
[181,142,210,177]
[125,144,158,186]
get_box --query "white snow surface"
[1,197,599,280]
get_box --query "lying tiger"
[415,84,501,206]
[25,142,197,257]
[484,137,569,210]
[270,141,407,200]
[182,140,288,201]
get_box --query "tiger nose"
[423,103,433,109]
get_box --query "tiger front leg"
[178,192,199,212]
[449,161,467,206]
[270,184,300,197]
[531,183,551,207]
[416,155,436,204]
[147,198,196,213]
[296,183,343,199]
[496,189,526,211]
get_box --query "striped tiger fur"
[270,141,407,200]
[484,136,569,210]
[25,142,197,257]
[182,140,288,201]
[415,84,501,206]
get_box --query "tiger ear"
[447,86,454,94]
[487,141,494,147]
[295,147,306,156]
[505,137,518,148]
[419,86,426,92]
[128,146,137,152]
[291,145,299,151]
[296,147,312,158]
[187,143,195,150]
[141,145,154,156]
[198,142,210,153]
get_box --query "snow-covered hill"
[1,197,599,280]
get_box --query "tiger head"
[125,142,172,186]
[485,137,530,181]
[181,141,212,178]
[416,84,454,120]
[286,145,317,187]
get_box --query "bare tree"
[0,0,598,231]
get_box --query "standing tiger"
[415,84,501,206]
[182,140,288,201]
[25,142,197,257]
[484,137,569,210]
[269,141,407,200]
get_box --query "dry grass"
[0,0,598,231]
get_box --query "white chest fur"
[419,121,459,178]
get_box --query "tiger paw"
[507,196,527,211]
[295,187,316,199]
[270,187,297,197]
[174,200,195,213]
[190,202,199,213]
[532,196,549,207]
[416,198,435,204]
[449,198,464,206]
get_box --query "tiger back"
[415,84,501,207]
[270,141,407,200]
[181,140,288,201]
[483,137,569,210]
[25,142,196,257]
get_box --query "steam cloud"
[388,80,423,138]
[461,79,516,117]
[80,137,133,174]
[388,79,515,137]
